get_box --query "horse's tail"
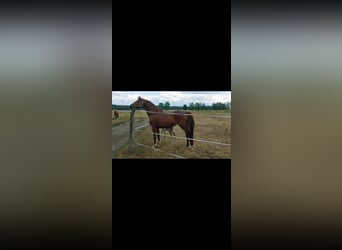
[187,114,195,144]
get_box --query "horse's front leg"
[157,128,160,145]
[152,128,160,148]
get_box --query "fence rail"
[128,110,231,158]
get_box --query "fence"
[128,109,231,158]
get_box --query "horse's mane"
[143,98,163,112]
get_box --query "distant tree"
[164,102,170,110]
[183,104,187,110]
[158,103,164,109]
[212,102,227,110]
[189,102,195,110]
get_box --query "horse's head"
[130,96,145,109]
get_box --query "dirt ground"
[112,120,148,158]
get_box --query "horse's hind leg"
[157,129,161,145]
[185,131,190,147]
[185,132,195,149]
[152,133,156,148]
[190,138,195,150]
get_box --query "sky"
[112,91,231,106]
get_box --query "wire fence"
[129,110,231,158]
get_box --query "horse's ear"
[138,96,141,99]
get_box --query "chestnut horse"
[130,96,195,148]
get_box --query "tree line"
[112,102,231,110]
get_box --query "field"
[112,110,146,126]
[112,110,231,159]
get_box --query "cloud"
[112,91,231,106]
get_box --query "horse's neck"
[144,102,163,114]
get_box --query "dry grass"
[112,110,146,127]
[115,110,231,159]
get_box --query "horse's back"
[173,110,192,123]
[150,113,177,128]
